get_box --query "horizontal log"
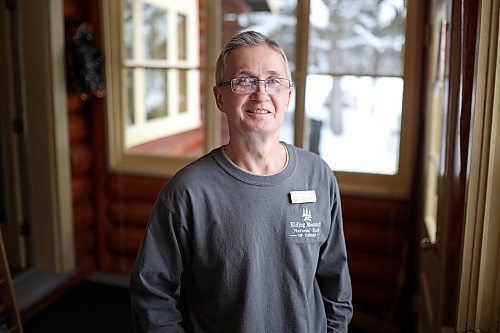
[71,174,92,205]
[105,254,136,275]
[70,144,93,176]
[73,201,94,232]
[76,254,97,278]
[108,227,144,257]
[108,201,154,228]
[108,174,167,201]
[75,229,96,258]
[352,282,395,316]
[342,196,411,226]
[348,253,401,286]
[344,222,406,256]
[350,310,401,333]
[67,91,86,114]
[68,113,90,144]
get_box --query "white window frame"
[103,0,202,175]
[293,0,422,199]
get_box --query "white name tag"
[290,190,317,204]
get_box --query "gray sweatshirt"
[130,143,352,332]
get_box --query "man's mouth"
[246,109,271,114]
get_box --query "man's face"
[213,45,292,139]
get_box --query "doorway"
[0,0,32,275]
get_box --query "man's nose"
[255,80,268,93]
[250,81,270,101]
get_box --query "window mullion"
[293,0,311,149]
[133,0,142,62]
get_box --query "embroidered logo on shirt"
[288,208,321,239]
[302,208,312,222]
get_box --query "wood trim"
[292,0,309,149]
[0,0,27,268]
[439,0,474,326]
[103,0,204,177]
[204,0,222,152]
[19,0,74,273]
[0,230,23,332]
[458,0,499,330]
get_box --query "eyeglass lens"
[231,78,289,94]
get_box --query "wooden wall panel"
[63,0,99,279]
[108,227,145,257]
[71,175,92,204]
[68,114,90,144]
[108,201,155,229]
[107,175,166,201]
[104,175,166,274]
[343,195,414,324]
[70,145,93,176]
[75,229,96,258]
[76,254,96,277]
[73,201,94,231]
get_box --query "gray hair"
[215,31,292,85]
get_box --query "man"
[129,30,353,332]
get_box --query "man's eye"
[266,78,280,86]
[236,78,256,87]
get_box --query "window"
[103,0,422,198]
[219,0,420,197]
[302,0,420,197]
[103,0,202,173]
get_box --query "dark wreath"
[67,22,106,100]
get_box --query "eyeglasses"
[218,77,292,95]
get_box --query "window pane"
[305,74,402,174]
[123,0,134,59]
[145,69,168,120]
[309,0,406,76]
[307,0,406,174]
[122,1,202,158]
[221,1,298,145]
[178,14,187,60]
[144,4,167,60]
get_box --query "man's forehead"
[226,45,287,75]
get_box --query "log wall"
[64,0,98,277]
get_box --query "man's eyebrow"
[235,70,254,76]
[235,69,283,77]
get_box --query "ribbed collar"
[212,142,297,186]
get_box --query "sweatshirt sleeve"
[316,176,353,333]
[129,195,191,333]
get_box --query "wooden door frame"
[0,0,28,268]
[417,0,478,331]
[0,0,74,274]
[458,0,500,331]
[19,0,74,274]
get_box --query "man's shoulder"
[288,144,330,169]
[156,148,220,197]
[173,148,220,181]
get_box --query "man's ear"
[213,86,225,113]
[285,87,293,112]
